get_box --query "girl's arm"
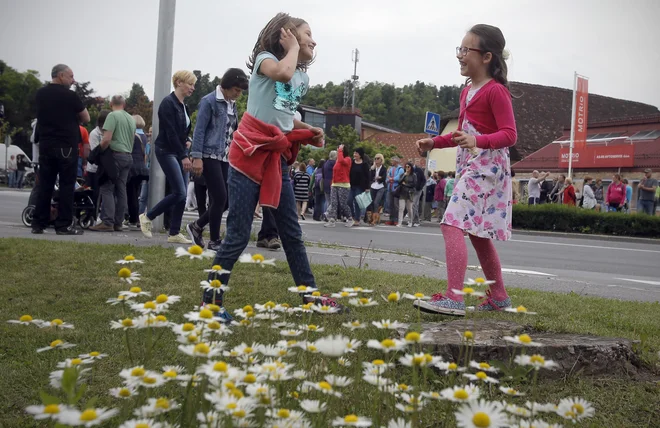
[432,133,458,149]
[474,85,518,150]
[258,29,300,83]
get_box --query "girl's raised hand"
[279,28,300,53]
[452,131,477,149]
[415,138,434,155]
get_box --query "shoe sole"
[413,300,466,316]
[186,223,203,247]
[139,215,152,238]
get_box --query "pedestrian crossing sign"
[424,111,441,135]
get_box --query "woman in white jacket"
[582,176,598,210]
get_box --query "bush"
[512,204,660,238]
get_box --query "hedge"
[512,204,660,238]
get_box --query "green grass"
[1,238,659,427]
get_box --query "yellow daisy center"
[479,362,490,369]
[507,388,518,395]
[208,321,221,330]
[516,305,527,312]
[475,277,486,283]
[264,301,276,309]
[297,285,308,291]
[182,323,195,332]
[225,382,236,390]
[281,303,291,308]
[464,331,474,339]
[414,293,425,298]
[307,325,318,331]
[341,292,350,297]
[240,320,251,326]
[472,412,491,427]
[359,298,369,305]
[462,287,474,294]
[156,294,168,304]
[351,321,361,327]
[243,374,257,383]
[373,359,385,366]
[156,315,167,322]
[519,334,532,344]
[398,384,408,391]
[19,315,33,322]
[424,354,433,363]
[89,352,100,357]
[311,291,321,297]
[194,343,210,354]
[243,347,254,354]
[476,371,488,380]
[381,339,396,348]
[214,362,228,372]
[454,389,469,400]
[163,370,177,378]
[188,245,203,255]
[118,388,131,397]
[144,301,156,310]
[233,409,246,418]
[572,404,585,414]
[71,358,83,365]
[405,332,421,342]
[277,409,290,418]
[252,254,265,262]
[129,286,141,293]
[44,404,60,414]
[353,287,362,291]
[564,410,576,418]
[80,409,98,421]
[122,318,134,327]
[413,356,425,365]
[243,305,254,313]
[448,363,458,370]
[124,255,135,261]
[318,381,332,390]
[212,265,222,271]
[50,340,62,348]
[131,367,145,377]
[209,279,223,289]
[387,292,399,302]
[199,309,213,319]
[307,345,317,352]
[142,376,157,384]
[135,424,149,428]
[302,303,313,310]
[344,415,359,423]
[155,398,170,409]
[118,268,132,278]
[51,319,63,326]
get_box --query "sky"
[1,0,659,109]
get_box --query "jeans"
[139,180,149,214]
[99,152,132,226]
[313,189,325,220]
[386,189,400,222]
[126,175,143,224]
[258,207,279,241]
[412,189,423,224]
[147,147,187,236]
[208,159,315,294]
[34,146,78,230]
[195,158,229,242]
[348,186,366,220]
[423,200,433,221]
[15,170,25,189]
[368,187,385,213]
[528,197,540,205]
[638,199,654,215]
[7,171,16,188]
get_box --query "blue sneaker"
[476,291,512,312]
[413,293,466,316]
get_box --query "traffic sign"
[424,111,440,135]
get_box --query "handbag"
[355,191,373,211]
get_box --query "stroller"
[21,165,97,229]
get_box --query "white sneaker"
[324,220,336,228]
[167,233,193,244]
[139,213,152,238]
[412,223,420,227]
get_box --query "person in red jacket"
[606,173,626,212]
[562,178,576,206]
[324,144,352,227]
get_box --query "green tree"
[73,81,96,108]
[0,61,43,154]
[125,83,153,130]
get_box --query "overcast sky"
[1,0,659,109]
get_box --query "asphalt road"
[2,189,659,302]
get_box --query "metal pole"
[147,0,176,232]
[567,71,577,180]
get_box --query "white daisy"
[454,399,508,428]
[175,245,216,260]
[280,329,304,337]
[255,301,288,313]
[110,318,138,330]
[79,351,108,360]
[161,365,186,380]
[171,322,200,336]
[463,371,499,384]
[338,357,352,367]
[119,287,150,298]
[131,373,168,389]
[503,334,543,347]
[312,335,352,357]
[56,358,93,369]
[342,320,367,330]
[440,385,481,402]
[183,308,221,324]
[324,375,352,387]
[118,268,141,284]
[514,354,559,371]
[178,342,224,358]
[394,394,426,413]
[399,353,442,367]
[505,404,532,418]
[499,386,525,397]
[469,361,499,373]
[464,277,496,286]
[362,360,394,375]
[362,375,391,387]
[238,253,276,266]
[342,287,373,294]
[504,305,537,315]
[331,291,358,299]
[288,285,318,293]
[271,322,296,329]
[36,339,76,353]
[109,386,137,399]
[303,380,342,397]
[383,292,401,303]
[526,401,559,414]
[25,403,73,420]
[133,397,180,418]
[312,303,342,315]
[106,295,131,305]
[403,331,428,344]
[115,255,144,264]
[118,419,169,428]
[452,287,486,297]
[49,369,89,389]
[154,294,181,309]
[349,297,378,307]
[258,344,294,358]
[372,319,405,330]
[383,418,411,428]
[556,397,595,422]
[135,314,171,329]
[7,314,43,326]
[298,324,324,333]
[332,414,372,426]
[56,407,119,427]
[130,301,164,315]
[366,338,406,353]
[38,318,74,329]
[402,292,431,301]
[345,338,362,353]
[513,420,561,428]
[299,399,327,413]
[200,279,230,293]
[225,342,259,358]
[204,264,231,275]
[434,361,466,374]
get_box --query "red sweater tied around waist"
[228,113,322,208]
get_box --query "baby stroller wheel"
[79,214,96,229]
[22,205,35,227]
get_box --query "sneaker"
[207,240,222,252]
[322,213,328,222]
[408,223,413,228]
[413,295,466,316]
[412,223,420,227]
[324,220,336,228]
[139,213,152,238]
[89,223,114,232]
[167,233,193,244]
[186,221,205,247]
[302,294,349,314]
[31,228,44,234]
[385,221,395,226]
[267,238,282,250]
[256,238,269,248]
[56,225,84,236]
[300,214,306,221]
[476,291,512,312]
[114,225,126,232]
[396,224,403,228]
[346,218,355,228]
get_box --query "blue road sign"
[424,111,441,135]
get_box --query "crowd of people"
[525,169,658,215]
[5,154,31,189]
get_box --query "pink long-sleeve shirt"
[432,80,517,150]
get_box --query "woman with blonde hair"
[139,70,196,243]
[368,153,386,224]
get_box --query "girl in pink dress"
[414,24,517,316]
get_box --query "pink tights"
[440,224,508,302]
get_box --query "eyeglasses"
[456,46,483,57]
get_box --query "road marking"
[614,278,660,286]
[501,268,556,276]
[607,284,660,294]
[508,239,660,254]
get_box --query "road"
[2,189,659,302]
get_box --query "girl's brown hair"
[247,13,310,73]
[468,24,509,88]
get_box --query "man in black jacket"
[32,64,90,235]
[411,164,426,226]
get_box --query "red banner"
[572,76,589,150]
[559,145,634,168]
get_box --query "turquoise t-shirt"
[247,51,309,132]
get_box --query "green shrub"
[512,204,660,238]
